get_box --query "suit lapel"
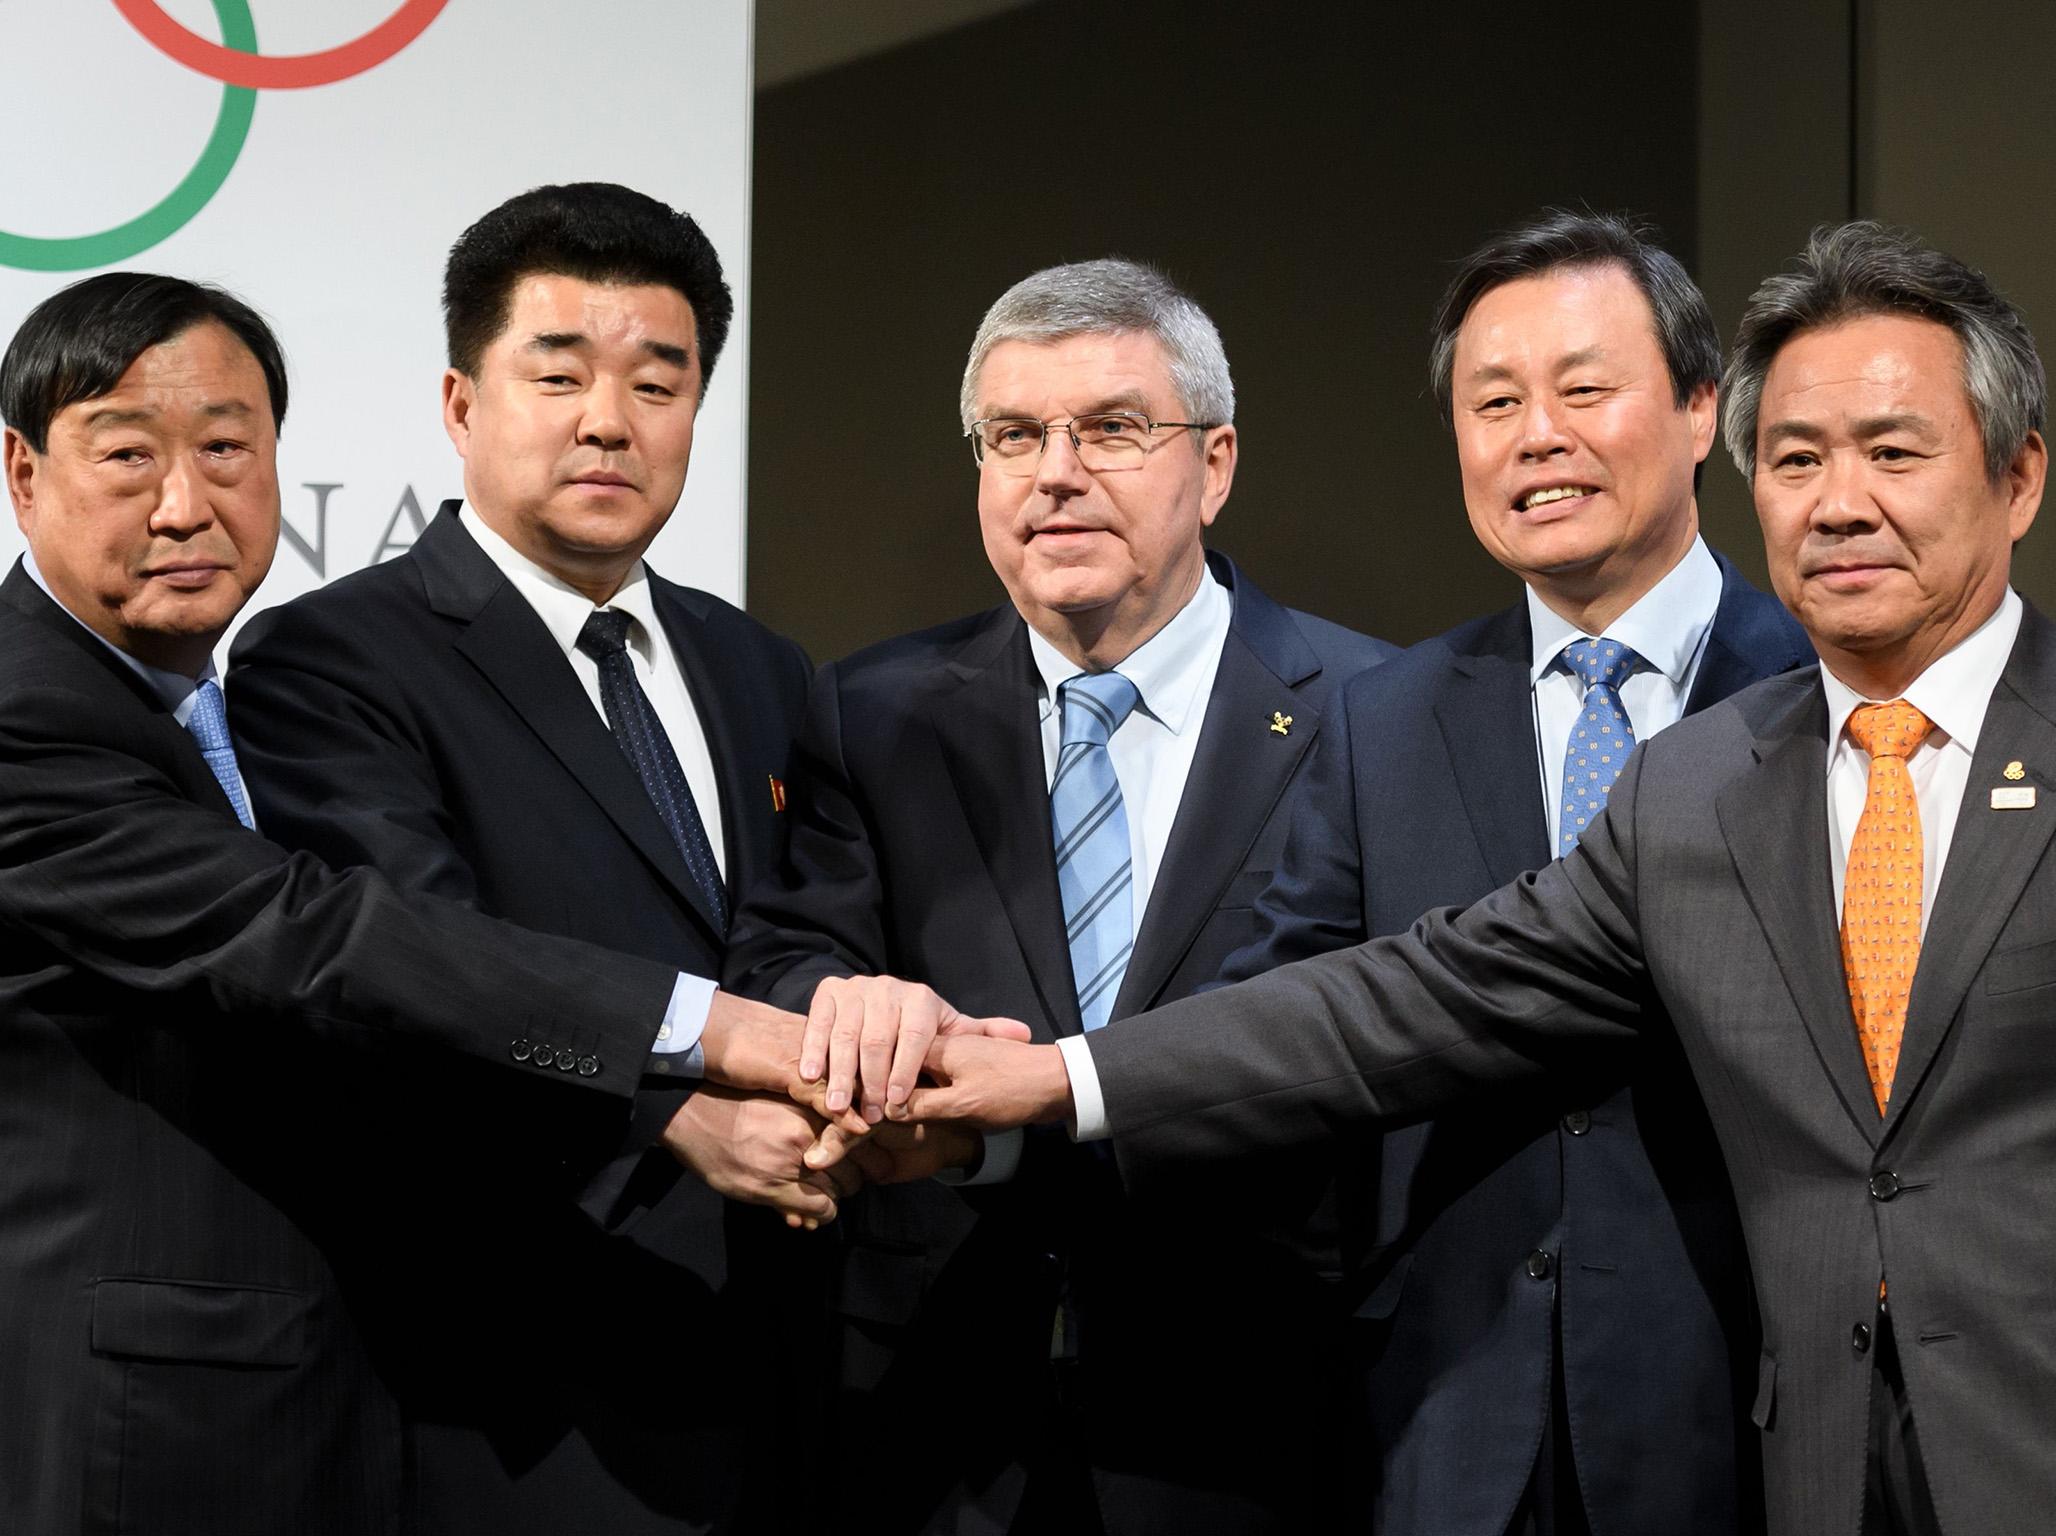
[1436,606,1551,886]
[1889,616,2056,1135]
[415,507,723,941]
[930,609,1079,1038]
[1716,679,1881,1144]
[1112,561,1322,1018]
[1685,551,1815,716]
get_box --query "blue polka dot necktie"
[577,609,728,929]
[186,678,256,830]
[1558,638,1643,853]
[1052,672,1140,1032]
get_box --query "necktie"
[1052,672,1140,1032]
[1841,700,1933,1114]
[576,609,728,929]
[186,679,256,830]
[1558,638,1643,853]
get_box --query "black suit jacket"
[0,563,678,1536]
[725,553,1393,1533]
[1220,553,1811,1534]
[227,505,813,1536]
[1089,600,2056,1536]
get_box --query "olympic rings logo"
[0,1,449,272]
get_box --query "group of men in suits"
[924,222,2055,1536]
[3,175,2042,1536]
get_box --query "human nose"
[148,454,214,535]
[1517,397,1573,460]
[1811,449,1881,533]
[579,378,632,450]
[1032,422,1092,498]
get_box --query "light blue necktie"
[186,679,256,830]
[1052,672,1140,1032]
[1558,638,1642,853]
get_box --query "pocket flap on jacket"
[1984,937,2056,996]
[91,1278,308,1367]
[1749,1351,1777,1430]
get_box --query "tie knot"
[577,608,635,660]
[1059,671,1140,748]
[1561,637,1641,692]
[1847,699,1932,761]
[186,678,232,752]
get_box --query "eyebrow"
[980,391,1156,420]
[1465,347,1610,389]
[1761,411,1939,443]
[81,399,256,430]
[524,331,691,369]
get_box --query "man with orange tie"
[900,222,2056,1536]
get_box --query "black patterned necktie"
[576,609,728,928]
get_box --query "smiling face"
[972,331,1235,668]
[1753,312,2044,696]
[4,320,279,675]
[1449,263,1715,631]
[443,274,700,603]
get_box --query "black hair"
[0,272,288,453]
[442,182,733,393]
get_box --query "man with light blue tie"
[1212,210,1815,1536]
[724,257,1393,1533]
[0,270,824,1536]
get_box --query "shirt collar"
[1821,586,2022,758]
[1526,534,1723,688]
[1026,564,1231,735]
[20,547,216,717]
[458,503,661,665]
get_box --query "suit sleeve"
[1088,740,1657,1190]
[0,682,673,1097]
[1216,680,1373,984]
[723,659,881,1008]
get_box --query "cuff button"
[510,1038,533,1062]
[577,1056,600,1077]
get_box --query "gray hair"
[958,258,1234,431]
[1723,220,2047,483]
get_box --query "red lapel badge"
[768,775,787,812]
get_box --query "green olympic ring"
[0,0,257,273]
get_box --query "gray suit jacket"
[1088,600,2056,1536]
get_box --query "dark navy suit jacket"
[1220,551,1811,1536]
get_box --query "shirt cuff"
[1056,1034,1110,1141]
[647,973,714,1080]
[935,1127,1024,1186]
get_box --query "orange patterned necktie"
[1840,700,1934,1114]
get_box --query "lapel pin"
[767,775,787,813]
[1270,711,1293,737]
[2004,760,2026,780]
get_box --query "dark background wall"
[750,0,2056,662]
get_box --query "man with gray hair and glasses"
[725,257,1392,1532]
[901,223,2054,1536]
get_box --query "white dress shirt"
[1526,535,1723,849]
[1014,568,1234,1165]
[1823,587,2022,934]
[458,508,718,1065]
[21,550,256,822]
[1065,536,1725,1141]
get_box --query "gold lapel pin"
[1270,711,1293,737]
[2004,760,2026,780]
[1992,761,2035,810]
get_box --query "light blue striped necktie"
[1557,638,1642,853]
[1052,671,1141,1032]
[186,679,256,830]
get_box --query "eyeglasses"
[965,411,1217,473]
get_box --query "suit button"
[533,1044,556,1069]
[555,1050,577,1071]
[1852,1322,1872,1355]
[510,1038,533,1062]
[1562,1110,1592,1135]
[1526,1250,1554,1281]
[1869,1171,1901,1201]
[578,1056,600,1077]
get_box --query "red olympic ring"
[112,0,449,90]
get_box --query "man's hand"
[698,991,867,1135]
[898,1036,1075,1131]
[798,975,1032,1123]
[662,1086,862,1230]
[805,1118,982,1185]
